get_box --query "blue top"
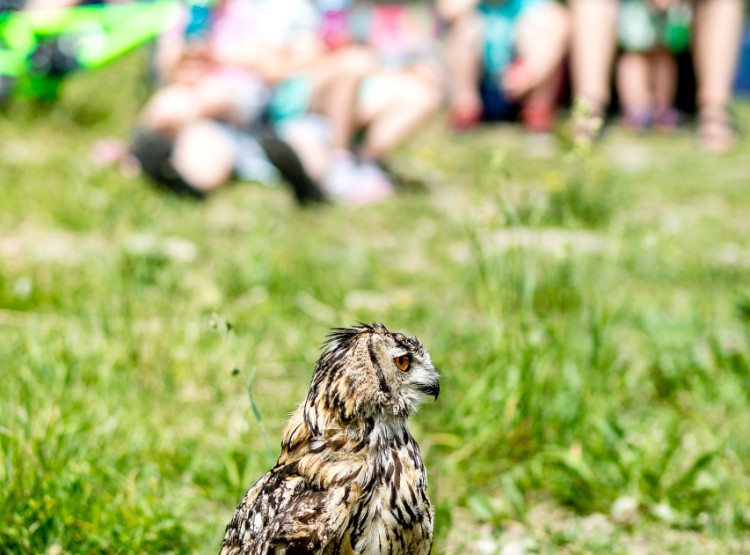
[478,0,547,76]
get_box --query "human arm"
[437,0,479,23]
[211,32,324,83]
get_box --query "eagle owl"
[220,323,440,555]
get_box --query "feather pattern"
[220,323,439,555]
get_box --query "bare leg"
[140,80,246,135]
[523,66,564,108]
[309,46,378,151]
[278,120,332,183]
[192,78,254,125]
[693,0,744,151]
[694,0,743,110]
[443,11,484,128]
[139,85,201,136]
[569,0,618,109]
[506,2,569,132]
[650,49,677,110]
[357,68,442,160]
[617,52,653,118]
[171,120,235,192]
[648,49,682,131]
[506,2,570,99]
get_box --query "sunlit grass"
[1,55,750,553]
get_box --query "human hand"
[501,60,536,100]
[181,41,212,62]
[437,0,479,22]
[171,42,213,84]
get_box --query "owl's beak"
[418,379,440,401]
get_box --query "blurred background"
[1,0,750,553]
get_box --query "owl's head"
[306,323,439,426]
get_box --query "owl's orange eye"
[394,355,410,372]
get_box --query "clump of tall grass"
[425,219,750,539]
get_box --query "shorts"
[213,122,280,185]
[358,73,393,116]
[479,74,519,122]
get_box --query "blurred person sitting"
[131,0,326,201]
[270,0,385,205]
[269,0,444,205]
[438,0,570,133]
[346,2,443,192]
[616,0,691,131]
[570,0,744,151]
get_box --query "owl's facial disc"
[386,340,440,416]
[397,349,439,401]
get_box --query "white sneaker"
[347,161,394,206]
[322,150,360,202]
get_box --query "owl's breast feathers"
[220,407,433,555]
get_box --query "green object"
[270,76,314,123]
[0,46,23,76]
[618,0,692,53]
[664,4,692,53]
[0,0,181,101]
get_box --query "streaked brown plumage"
[220,323,440,555]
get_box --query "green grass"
[2,55,750,554]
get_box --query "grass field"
[1,56,750,554]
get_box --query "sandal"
[698,105,739,154]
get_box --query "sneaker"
[129,128,205,199]
[323,154,394,206]
[652,105,681,133]
[259,132,326,205]
[353,161,394,205]
[621,107,652,132]
[698,106,739,154]
[322,150,361,202]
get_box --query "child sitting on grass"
[616,0,691,131]
[130,0,326,202]
[269,1,443,205]
[439,0,569,134]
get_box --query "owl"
[220,323,440,555]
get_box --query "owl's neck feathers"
[277,394,418,490]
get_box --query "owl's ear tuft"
[324,323,389,350]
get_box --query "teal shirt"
[479,0,547,77]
